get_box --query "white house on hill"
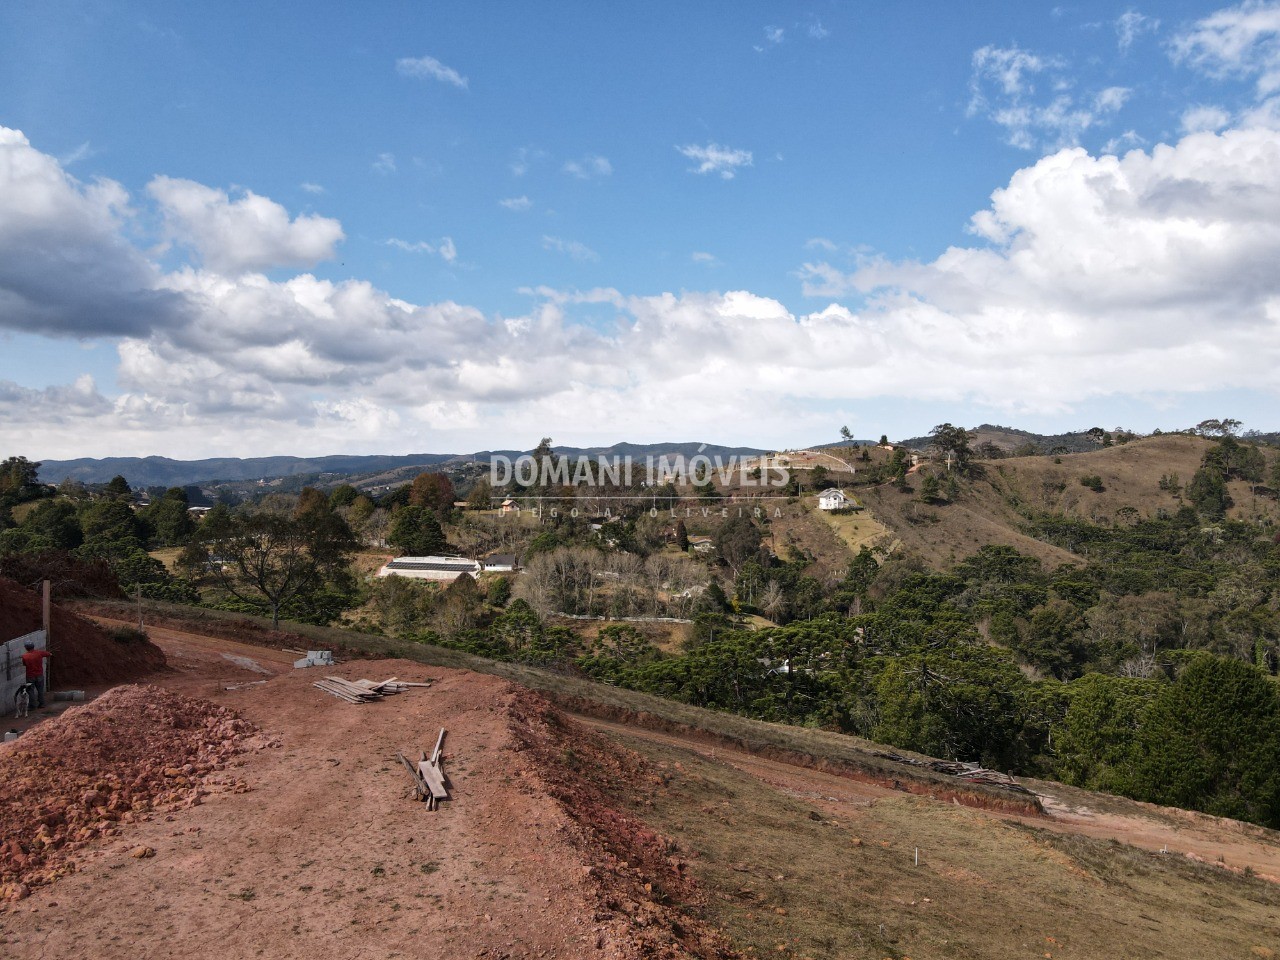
[818,488,855,511]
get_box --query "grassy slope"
[856,434,1280,570]
[616,728,1280,960]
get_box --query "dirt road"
[573,713,1280,882]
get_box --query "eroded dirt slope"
[0,647,734,960]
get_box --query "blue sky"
[2,1,1280,457]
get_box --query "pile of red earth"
[508,691,740,960]
[0,576,166,687]
[0,684,274,899]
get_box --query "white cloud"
[499,195,532,211]
[797,127,1280,411]
[59,141,93,166]
[541,235,599,262]
[676,143,753,179]
[1181,103,1234,132]
[385,237,457,263]
[509,146,546,177]
[807,18,829,40]
[1102,129,1147,153]
[970,45,1055,101]
[1095,86,1132,113]
[561,154,612,179]
[395,54,468,90]
[691,251,719,265]
[10,123,1280,456]
[300,182,325,194]
[764,25,784,44]
[373,152,397,175]
[0,127,179,337]
[1172,1,1280,96]
[147,177,344,275]
[1116,10,1160,52]
[969,45,1129,149]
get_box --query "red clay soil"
[0,652,740,960]
[508,694,739,960]
[0,685,271,898]
[0,578,166,687]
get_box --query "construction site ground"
[2,621,1279,959]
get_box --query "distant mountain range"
[36,442,771,487]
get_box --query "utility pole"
[42,579,52,691]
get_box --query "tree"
[0,456,42,502]
[809,464,830,490]
[1134,656,1280,827]
[204,508,358,629]
[19,500,84,550]
[839,425,853,442]
[929,423,973,472]
[104,475,132,499]
[328,484,359,509]
[79,498,142,545]
[295,487,330,519]
[409,472,457,517]
[715,515,762,575]
[674,519,690,552]
[350,494,376,525]
[1054,673,1158,793]
[388,506,448,556]
[1187,465,1230,519]
[465,478,492,510]
[143,488,195,546]
[918,472,941,503]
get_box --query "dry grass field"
[858,434,1280,570]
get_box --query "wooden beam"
[431,727,447,764]
[417,760,449,800]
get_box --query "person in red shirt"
[21,641,51,708]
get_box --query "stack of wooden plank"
[398,728,449,810]
[313,676,432,703]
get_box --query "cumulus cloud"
[798,127,1280,408]
[561,154,612,179]
[147,177,344,275]
[499,195,532,211]
[373,152,397,175]
[9,122,1280,456]
[0,127,184,337]
[395,54,468,89]
[676,143,753,179]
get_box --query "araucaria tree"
[204,506,358,629]
[388,506,448,556]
